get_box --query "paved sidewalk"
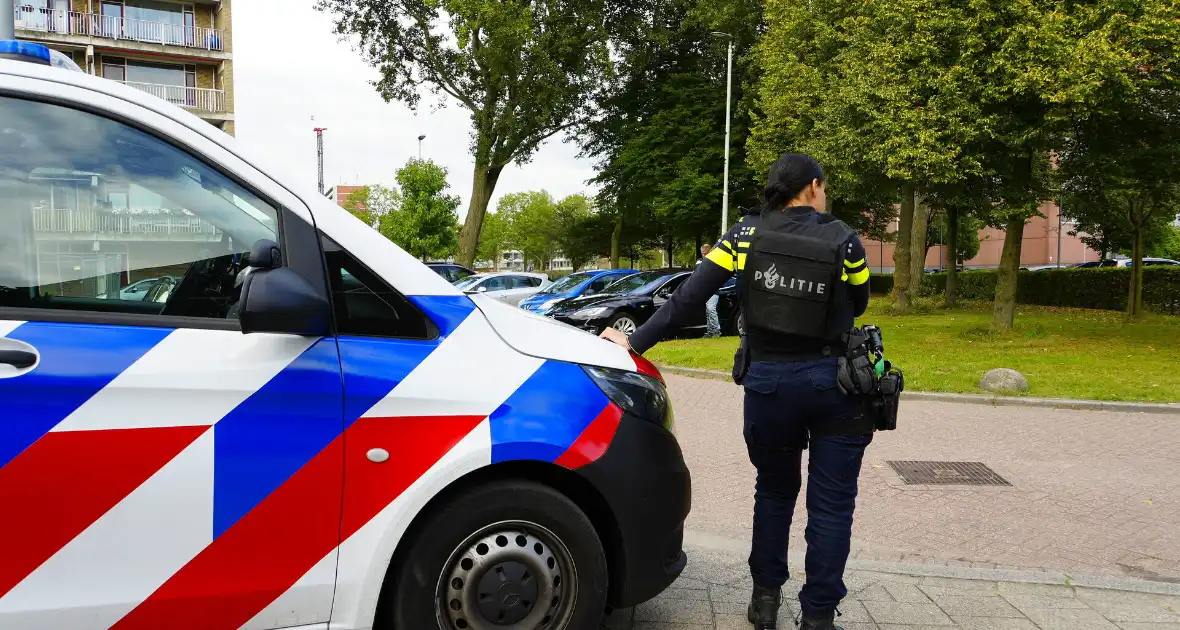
[602,546,1180,629]
[665,374,1180,582]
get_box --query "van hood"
[468,294,636,372]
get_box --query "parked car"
[425,261,476,283]
[1114,257,1180,267]
[0,45,689,629]
[547,268,740,337]
[98,275,178,301]
[519,268,638,314]
[454,271,552,305]
[1071,260,1117,268]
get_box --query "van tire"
[387,480,608,630]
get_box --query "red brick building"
[325,185,368,209]
[861,200,1103,272]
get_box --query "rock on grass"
[979,368,1029,393]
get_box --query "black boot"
[798,610,843,630]
[747,584,782,629]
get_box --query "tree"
[1151,225,1180,261]
[318,0,612,268]
[1055,0,1180,317]
[499,191,559,271]
[749,0,991,314]
[380,159,461,262]
[554,194,610,271]
[580,0,762,268]
[476,210,512,270]
[342,184,400,230]
[341,187,375,227]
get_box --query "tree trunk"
[1128,216,1146,317]
[891,183,915,312]
[610,213,622,269]
[907,203,931,303]
[666,235,674,269]
[946,206,959,308]
[456,164,505,267]
[992,214,1026,331]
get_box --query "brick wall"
[860,200,1103,272]
[196,65,215,90]
[216,0,234,132]
[195,5,213,30]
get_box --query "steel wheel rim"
[611,317,637,335]
[436,520,578,630]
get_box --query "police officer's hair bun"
[763,153,825,210]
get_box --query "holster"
[871,361,904,431]
[836,330,876,397]
[731,335,750,384]
[837,327,904,431]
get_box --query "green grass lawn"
[646,300,1180,403]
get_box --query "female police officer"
[600,153,872,630]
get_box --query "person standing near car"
[601,153,872,630]
[698,244,722,337]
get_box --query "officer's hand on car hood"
[600,327,631,349]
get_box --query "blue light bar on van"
[0,40,83,71]
[0,40,52,65]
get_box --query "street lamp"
[711,32,734,236]
[417,134,426,160]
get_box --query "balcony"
[33,208,221,242]
[14,6,225,52]
[116,80,226,115]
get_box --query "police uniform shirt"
[627,206,870,356]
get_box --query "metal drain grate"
[887,461,1011,486]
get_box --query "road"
[599,374,1180,628]
[667,374,1180,581]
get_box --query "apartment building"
[13,0,234,135]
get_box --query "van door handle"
[0,350,37,369]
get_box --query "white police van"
[0,40,690,630]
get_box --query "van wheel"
[388,481,608,630]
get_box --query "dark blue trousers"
[741,358,872,618]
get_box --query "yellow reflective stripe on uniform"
[737,252,747,271]
[737,241,750,249]
[721,240,734,250]
[846,267,870,285]
[844,258,865,268]
[705,247,735,271]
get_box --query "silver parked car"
[454,271,553,306]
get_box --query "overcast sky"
[233,1,599,220]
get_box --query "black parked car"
[547,268,742,338]
[426,262,477,283]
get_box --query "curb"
[657,365,1180,416]
[684,530,1180,596]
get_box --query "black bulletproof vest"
[740,211,854,344]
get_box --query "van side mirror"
[238,239,331,336]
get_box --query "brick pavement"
[664,374,1180,582]
[601,546,1180,629]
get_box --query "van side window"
[320,235,433,339]
[0,95,278,321]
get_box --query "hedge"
[911,267,1179,314]
[864,267,1179,314]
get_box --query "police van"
[0,41,690,630]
